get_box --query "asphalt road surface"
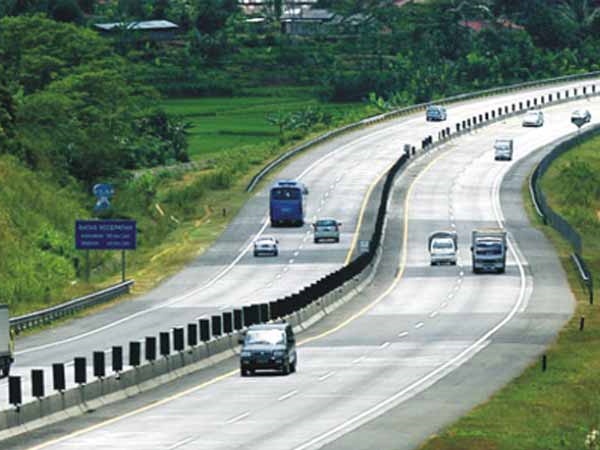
[5,90,597,449]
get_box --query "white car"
[522,110,544,127]
[430,238,457,265]
[253,236,279,257]
[571,109,591,125]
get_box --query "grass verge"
[418,139,600,450]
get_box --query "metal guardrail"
[529,125,600,305]
[247,70,600,192]
[9,280,134,332]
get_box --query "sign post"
[75,219,137,282]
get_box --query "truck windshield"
[475,242,502,255]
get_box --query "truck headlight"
[241,351,252,358]
[273,350,285,358]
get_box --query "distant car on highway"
[571,109,591,125]
[522,110,544,127]
[426,105,447,121]
[428,231,457,266]
[239,323,297,376]
[313,218,341,243]
[253,235,279,257]
[494,138,514,161]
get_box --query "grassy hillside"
[0,156,87,315]
[418,136,600,450]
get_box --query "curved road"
[8,93,598,449]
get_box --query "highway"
[5,90,597,449]
[5,78,589,405]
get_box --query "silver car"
[253,236,279,256]
[571,109,591,125]
[522,110,544,127]
[426,105,447,121]
[313,218,341,243]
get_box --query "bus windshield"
[271,188,301,200]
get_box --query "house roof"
[94,20,179,31]
[280,8,335,22]
[460,19,524,32]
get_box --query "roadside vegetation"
[418,135,600,450]
[1,0,600,315]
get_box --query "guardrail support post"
[233,309,243,330]
[187,323,198,347]
[159,332,170,358]
[9,376,21,410]
[129,341,141,367]
[74,357,86,385]
[52,363,65,392]
[145,336,156,362]
[93,351,105,379]
[112,346,123,374]
[31,369,44,399]
[173,327,185,352]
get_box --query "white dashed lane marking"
[225,412,250,424]
[166,436,196,449]
[318,372,335,381]
[278,390,298,401]
[415,322,424,329]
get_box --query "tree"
[194,0,239,34]
[0,74,17,153]
[51,0,83,23]
[77,0,95,14]
[266,110,291,144]
[0,15,112,93]
[556,0,600,34]
[151,0,169,19]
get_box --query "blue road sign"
[75,220,137,250]
[93,183,114,213]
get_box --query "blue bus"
[270,180,307,227]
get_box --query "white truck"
[428,231,457,265]
[494,138,513,161]
[0,305,13,377]
[470,228,507,273]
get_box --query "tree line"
[2,1,600,184]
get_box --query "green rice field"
[161,91,370,158]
